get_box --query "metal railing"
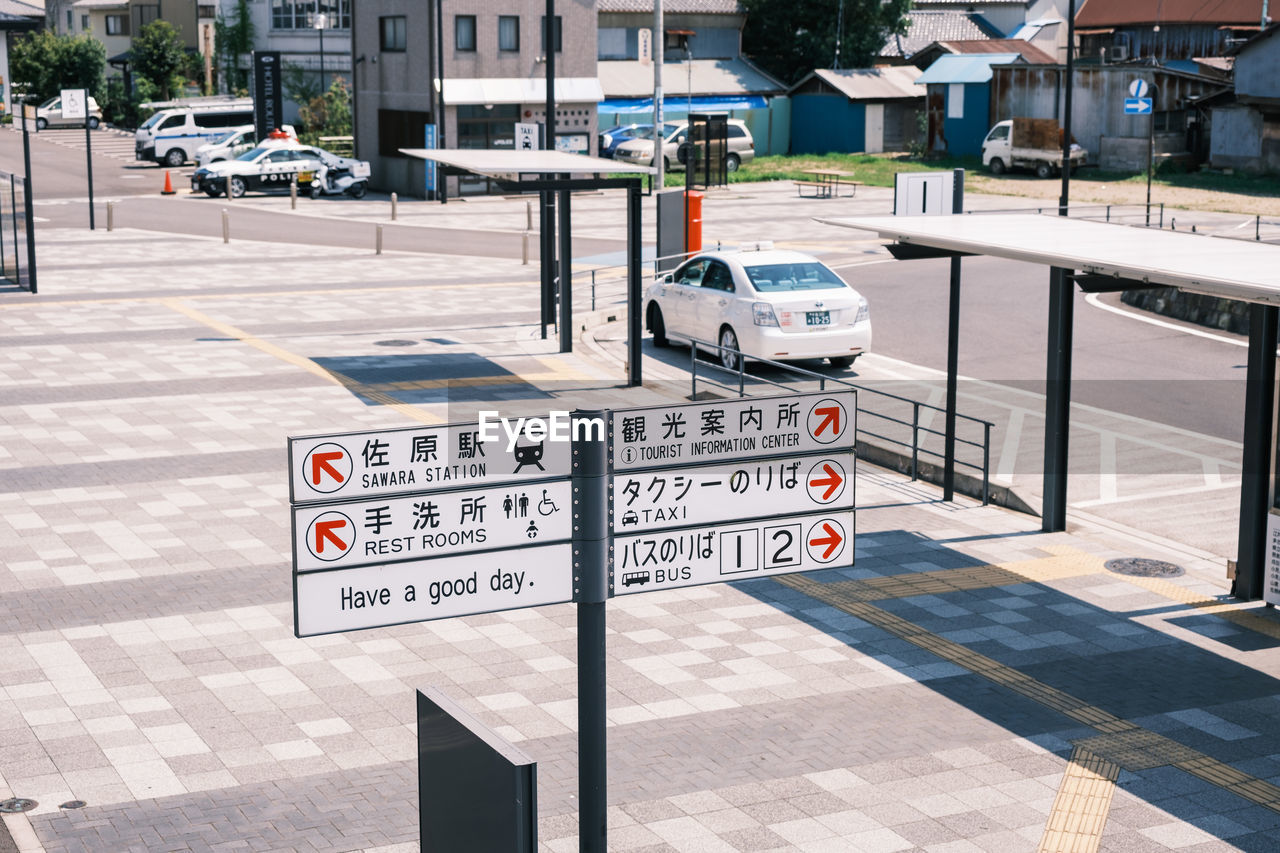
[685,337,994,505]
[0,169,32,291]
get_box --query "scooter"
[310,165,368,200]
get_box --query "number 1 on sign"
[720,529,759,575]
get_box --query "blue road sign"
[1124,97,1153,115]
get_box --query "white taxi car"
[644,247,871,369]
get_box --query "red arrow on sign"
[310,451,346,486]
[812,406,841,438]
[314,518,349,554]
[808,522,843,560]
[808,463,844,501]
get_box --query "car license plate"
[806,311,831,326]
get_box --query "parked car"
[644,246,871,369]
[135,98,255,166]
[194,125,257,166]
[35,95,101,129]
[598,123,657,158]
[191,144,326,198]
[614,119,754,172]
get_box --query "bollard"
[391,192,398,221]
[222,209,229,243]
[106,201,114,232]
[376,224,383,255]
[290,180,297,210]
[522,231,530,265]
[526,200,532,231]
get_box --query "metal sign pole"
[943,169,964,500]
[572,410,611,853]
[86,115,95,230]
[627,182,642,387]
[1146,83,1156,227]
[558,177,572,353]
[21,112,36,293]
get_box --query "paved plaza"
[0,211,1279,853]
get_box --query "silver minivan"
[614,118,755,172]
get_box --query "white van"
[135,99,255,167]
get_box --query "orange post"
[685,190,703,253]
[161,171,176,195]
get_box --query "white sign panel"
[614,392,855,471]
[515,122,539,151]
[894,171,955,216]
[638,28,653,66]
[1265,512,1280,607]
[1128,79,1149,98]
[615,452,853,533]
[293,480,572,572]
[615,510,854,596]
[60,88,87,120]
[289,419,571,503]
[294,543,573,637]
[20,105,37,133]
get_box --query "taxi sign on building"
[613,391,854,471]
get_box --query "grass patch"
[612,153,984,188]
[1071,165,1280,198]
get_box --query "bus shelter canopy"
[400,148,656,178]
[818,214,1280,306]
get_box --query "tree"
[132,20,187,101]
[9,30,106,103]
[215,0,255,94]
[297,77,352,147]
[740,0,911,85]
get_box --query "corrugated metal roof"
[599,58,785,98]
[597,0,743,13]
[790,67,925,100]
[819,213,1280,307]
[915,53,1023,84]
[1076,0,1264,27]
[880,11,1001,59]
[934,39,1057,64]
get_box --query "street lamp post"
[314,12,327,92]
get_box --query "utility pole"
[653,1,664,190]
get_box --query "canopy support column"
[1042,267,1074,532]
[1235,303,1278,600]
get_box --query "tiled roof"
[1076,0,1264,27]
[598,0,743,13]
[880,11,1001,59]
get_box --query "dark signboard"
[417,687,536,852]
[252,51,283,142]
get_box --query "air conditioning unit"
[1109,45,1129,62]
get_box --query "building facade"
[352,0,600,198]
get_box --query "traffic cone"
[161,171,176,195]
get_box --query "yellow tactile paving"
[160,299,444,426]
[1038,747,1120,853]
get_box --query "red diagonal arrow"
[813,406,841,438]
[314,519,349,554]
[808,463,844,501]
[310,451,346,486]
[809,522,843,560]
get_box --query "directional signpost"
[287,390,857,853]
[1126,78,1158,225]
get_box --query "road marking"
[1084,292,1247,348]
[1098,432,1118,503]
[994,408,1023,484]
[1037,747,1119,853]
[160,299,443,426]
[1071,479,1239,509]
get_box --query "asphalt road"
[0,126,623,259]
[842,254,1245,441]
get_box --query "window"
[271,1,350,31]
[727,125,747,139]
[136,4,159,28]
[986,123,1009,141]
[81,15,89,30]
[380,16,406,51]
[66,10,72,30]
[498,15,519,51]
[198,5,215,18]
[541,15,562,52]
[946,83,964,119]
[455,15,476,51]
[157,114,187,131]
[378,109,430,158]
[702,262,734,292]
[105,14,128,35]
[675,259,708,286]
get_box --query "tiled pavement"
[1,226,1279,852]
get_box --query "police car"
[191,143,326,198]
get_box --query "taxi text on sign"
[289,421,571,503]
[613,391,854,471]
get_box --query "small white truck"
[981,118,1088,178]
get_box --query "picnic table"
[793,169,861,198]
